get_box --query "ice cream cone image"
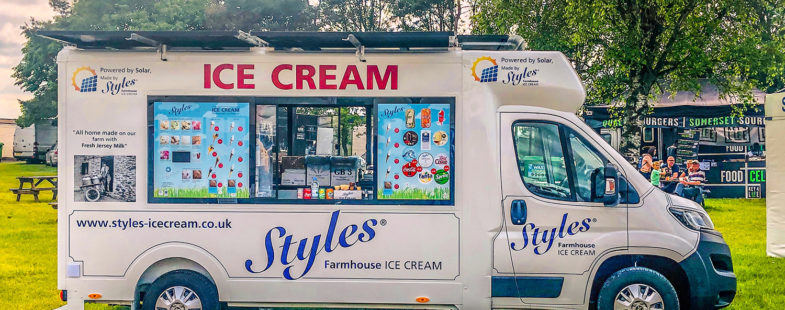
[208,145,214,153]
[385,137,391,148]
[212,133,219,144]
[230,121,235,132]
[385,151,391,162]
[214,156,220,168]
[229,149,235,162]
[229,164,235,178]
[207,167,213,177]
[230,135,235,145]
[385,123,391,134]
[385,166,391,179]
[210,121,215,130]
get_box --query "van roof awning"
[36,30,523,51]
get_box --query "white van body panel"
[13,124,35,159]
[52,46,726,310]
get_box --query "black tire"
[597,267,679,310]
[142,270,219,310]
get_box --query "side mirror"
[602,164,620,206]
[592,164,619,206]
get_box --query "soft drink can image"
[406,109,415,128]
[421,108,431,128]
[303,188,312,199]
[297,188,304,199]
[319,188,326,199]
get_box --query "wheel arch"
[586,251,691,310]
[124,242,230,302]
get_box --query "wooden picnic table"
[10,175,57,202]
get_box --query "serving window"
[149,96,454,205]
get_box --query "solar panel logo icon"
[480,65,498,82]
[470,56,499,83]
[80,75,98,92]
[71,66,98,93]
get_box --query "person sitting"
[661,156,681,193]
[650,161,662,187]
[675,160,706,205]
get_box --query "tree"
[392,0,458,32]
[472,0,782,154]
[318,0,394,31]
[12,0,210,127]
[12,12,68,127]
[205,0,317,31]
[736,0,785,94]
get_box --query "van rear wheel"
[142,270,218,310]
[597,267,679,310]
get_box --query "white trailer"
[41,31,735,310]
[766,92,785,257]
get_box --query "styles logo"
[245,210,382,280]
[510,213,593,255]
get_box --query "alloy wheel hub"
[614,283,664,310]
[155,286,202,310]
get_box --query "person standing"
[639,153,653,180]
[666,142,678,158]
[100,163,112,192]
[650,161,662,187]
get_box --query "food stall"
[584,85,767,198]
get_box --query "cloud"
[0,0,56,119]
[0,22,27,47]
[0,92,28,119]
[0,1,57,21]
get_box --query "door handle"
[510,200,527,225]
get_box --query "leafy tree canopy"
[12,0,210,127]
[472,0,784,152]
[12,0,460,126]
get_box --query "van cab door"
[493,112,629,306]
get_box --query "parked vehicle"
[43,31,735,310]
[46,142,58,166]
[13,125,34,161]
[13,120,57,163]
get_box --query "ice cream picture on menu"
[153,102,250,199]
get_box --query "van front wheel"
[142,270,219,310]
[597,267,679,310]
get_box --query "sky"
[0,0,57,120]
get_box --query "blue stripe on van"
[491,276,564,298]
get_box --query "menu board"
[676,128,699,162]
[377,103,451,200]
[153,102,250,198]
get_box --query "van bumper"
[680,230,736,309]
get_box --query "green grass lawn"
[0,161,63,309]
[704,199,785,309]
[0,160,783,309]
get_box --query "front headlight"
[669,207,714,230]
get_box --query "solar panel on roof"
[35,31,521,51]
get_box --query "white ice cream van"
[40,31,735,310]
